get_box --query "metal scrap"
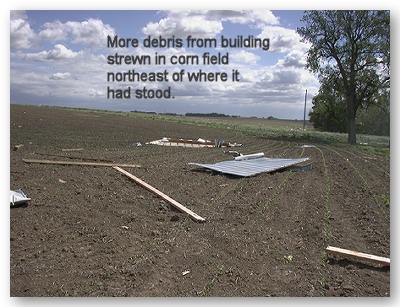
[10,189,31,206]
[147,137,242,148]
[189,153,311,177]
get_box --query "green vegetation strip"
[44,105,390,147]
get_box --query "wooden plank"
[22,158,140,168]
[326,246,390,266]
[34,152,114,162]
[61,148,84,152]
[113,166,205,223]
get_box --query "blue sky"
[10,9,323,119]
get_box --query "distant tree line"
[185,112,232,117]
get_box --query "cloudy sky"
[8,0,397,121]
[10,9,323,119]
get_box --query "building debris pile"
[146,137,242,148]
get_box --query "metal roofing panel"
[188,156,310,177]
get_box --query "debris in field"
[113,166,206,223]
[146,137,242,148]
[189,152,311,177]
[121,226,129,230]
[182,270,190,276]
[58,179,67,184]
[35,152,114,163]
[13,144,24,151]
[224,150,242,157]
[326,246,390,267]
[295,145,316,148]
[22,158,141,168]
[234,152,265,160]
[10,189,31,206]
[61,148,84,152]
[132,142,142,147]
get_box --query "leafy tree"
[309,85,347,133]
[356,90,390,136]
[297,10,390,144]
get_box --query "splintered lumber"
[22,158,140,168]
[326,246,390,266]
[113,166,205,223]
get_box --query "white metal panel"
[189,156,310,177]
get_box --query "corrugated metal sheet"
[188,156,310,177]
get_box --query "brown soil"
[10,104,390,297]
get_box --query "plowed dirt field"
[10,104,390,297]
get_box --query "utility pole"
[303,89,307,130]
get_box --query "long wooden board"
[22,158,140,168]
[326,246,390,266]
[113,166,205,223]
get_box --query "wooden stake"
[22,158,140,168]
[113,166,205,223]
[326,246,390,266]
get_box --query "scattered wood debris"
[61,148,84,152]
[326,246,390,267]
[22,158,141,168]
[13,144,24,151]
[147,137,242,148]
[34,152,114,163]
[113,166,205,223]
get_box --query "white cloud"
[50,72,71,80]
[10,11,35,49]
[38,21,68,41]
[258,26,306,53]
[277,49,307,68]
[212,10,279,27]
[143,12,223,38]
[65,18,115,47]
[13,44,84,61]
[229,50,259,65]
[142,10,280,38]
[11,12,115,50]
